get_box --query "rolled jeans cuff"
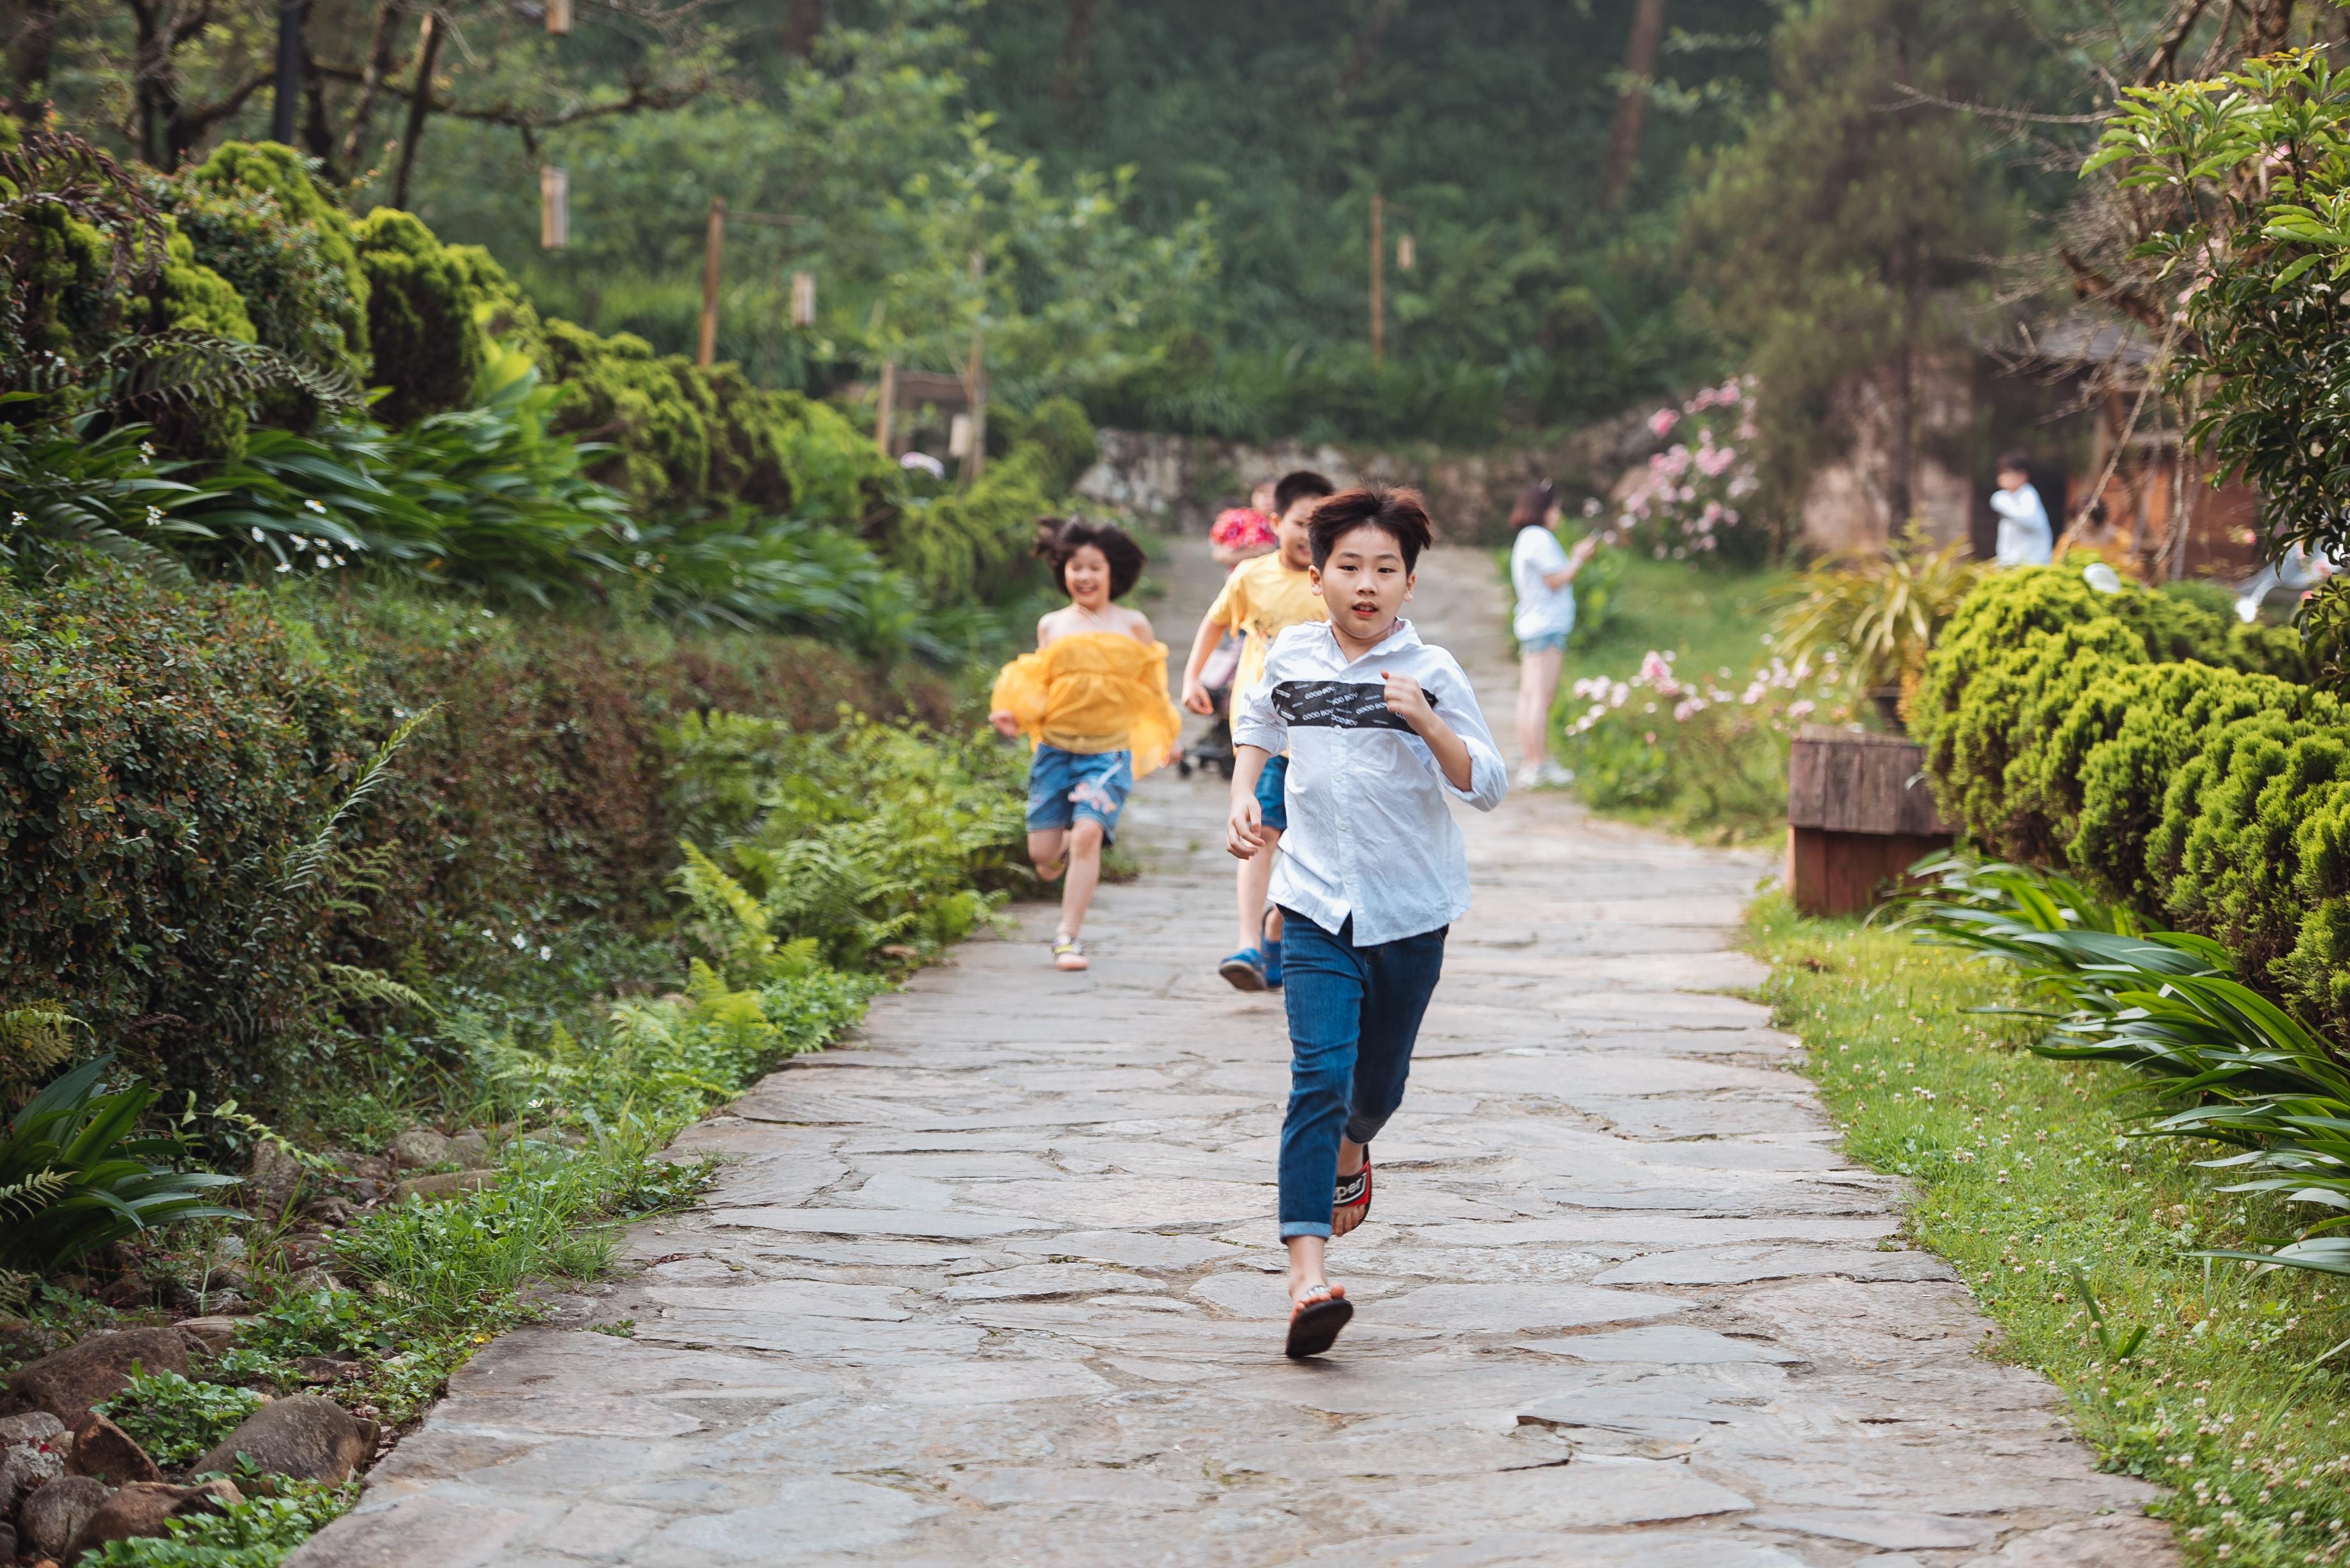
[1279,1221,1333,1239]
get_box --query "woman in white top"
[1507,480,1595,788]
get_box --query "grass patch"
[1535,554,1815,843]
[1556,552,1797,694]
[1750,891,2350,1567]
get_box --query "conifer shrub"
[1919,566,2348,1039]
[160,151,369,425]
[353,209,486,426]
[881,440,1058,603]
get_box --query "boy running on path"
[992,519,1182,973]
[1181,469,1337,991]
[1227,486,1508,1358]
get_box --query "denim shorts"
[1255,753,1291,833]
[1025,745,1132,841]
[1520,631,1569,654]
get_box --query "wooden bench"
[1785,725,1952,916]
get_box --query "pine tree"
[1688,0,2022,531]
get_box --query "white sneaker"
[1538,761,1576,787]
[1515,762,1543,790]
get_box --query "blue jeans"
[1276,908,1448,1239]
[1255,753,1290,833]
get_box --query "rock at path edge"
[192,1394,377,1484]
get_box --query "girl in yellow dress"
[990,519,1182,971]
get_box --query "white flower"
[481,929,496,940]
[146,506,163,524]
[304,499,327,515]
[275,561,292,573]
[291,534,308,550]
[9,512,25,529]
[333,555,346,566]
[538,945,552,961]
[315,555,331,570]
[251,527,266,543]
[512,931,527,950]
[139,441,156,458]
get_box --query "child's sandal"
[1332,1156,1371,1231]
[1284,1283,1352,1360]
[1052,935,1089,972]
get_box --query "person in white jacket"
[1990,449,2054,568]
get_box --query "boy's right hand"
[1226,794,1264,859]
[1181,679,1215,716]
[989,709,1020,739]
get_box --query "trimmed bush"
[883,440,1056,604]
[0,555,955,1104]
[1918,564,2350,1038]
[160,153,370,425]
[536,319,896,522]
[0,559,353,1090]
[354,208,487,427]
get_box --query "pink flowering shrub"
[1606,378,1764,566]
[1557,640,1854,838]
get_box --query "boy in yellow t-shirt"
[1179,469,1337,991]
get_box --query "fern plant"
[0,1055,244,1269]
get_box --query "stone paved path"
[292,545,2172,1568]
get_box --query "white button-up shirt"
[1232,617,1508,946]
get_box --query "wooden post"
[697,195,725,369]
[545,0,572,33]
[962,246,987,486]
[1369,191,1386,366]
[538,165,568,250]
[875,360,897,456]
[790,270,816,328]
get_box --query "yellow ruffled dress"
[991,632,1183,778]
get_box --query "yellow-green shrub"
[1918,566,2350,1037]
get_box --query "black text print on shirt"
[1270,680,1437,732]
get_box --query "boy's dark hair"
[1274,469,1337,516]
[1508,479,1558,532]
[1307,485,1435,573]
[1034,516,1146,599]
[1997,449,2032,478]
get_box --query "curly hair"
[1034,516,1146,599]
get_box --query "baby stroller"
[1178,631,1243,779]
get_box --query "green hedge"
[1916,566,2350,1037]
[0,554,955,1102]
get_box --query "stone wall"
[1075,412,1658,546]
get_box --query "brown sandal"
[1285,1283,1353,1359]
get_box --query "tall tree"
[1688,0,2018,529]
[784,0,826,61]
[1053,0,1102,103]
[1598,0,1667,210]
